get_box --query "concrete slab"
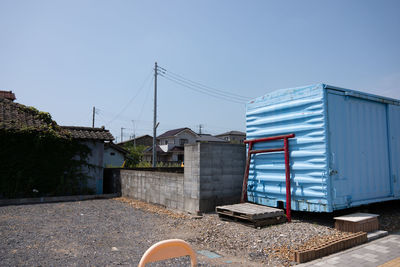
[368,230,389,242]
[334,213,379,222]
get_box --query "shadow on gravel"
[290,199,400,232]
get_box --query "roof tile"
[61,126,114,141]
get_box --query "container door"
[388,105,400,197]
[327,93,392,207]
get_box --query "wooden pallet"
[216,203,286,228]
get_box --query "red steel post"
[241,133,295,222]
[284,137,291,222]
[244,133,295,144]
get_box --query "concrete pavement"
[298,232,400,267]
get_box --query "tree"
[121,144,147,168]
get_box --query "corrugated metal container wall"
[246,83,400,212]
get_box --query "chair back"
[138,239,197,267]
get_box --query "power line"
[160,72,247,103]
[158,66,250,101]
[106,68,154,125]
[138,75,154,122]
[159,73,246,104]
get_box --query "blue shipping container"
[246,83,400,212]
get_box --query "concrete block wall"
[183,143,201,213]
[117,143,245,213]
[184,143,246,213]
[120,170,184,210]
[199,143,246,212]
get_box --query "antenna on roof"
[198,124,204,134]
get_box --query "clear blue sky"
[1,1,399,141]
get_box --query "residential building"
[61,126,114,194]
[103,142,130,168]
[143,128,230,164]
[215,130,246,143]
[0,91,114,196]
[144,127,199,163]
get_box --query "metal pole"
[152,62,158,167]
[132,120,136,148]
[92,106,95,128]
[284,137,291,222]
[121,127,125,143]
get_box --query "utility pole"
[121,127,125,143]
[152,62,158,167]
[132,120,136,148]
[92,106,95,128]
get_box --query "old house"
[117,134,153,148]
[103,142,130,167]
[61,126,114,194]
[0,90,114,197]
[215,130,246,143]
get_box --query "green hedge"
[0,129,92,198]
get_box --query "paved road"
[298,232,400,267]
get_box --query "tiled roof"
[170,146,184,152]
[215,130,246,137]
[0,98,68,136]
[144,145,165,153]
[105,142,129,154]
[158,127,198,139]
[61,126,114,141]
[117,134,152,145]
[197,134,228,143]
[0,91,16,101]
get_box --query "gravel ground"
[1,198,400,267]
[0,199,209,266]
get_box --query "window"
[165,140,168,145]
[110,152,115,156]
[180,139,188,145]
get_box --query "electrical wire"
[159,73,246,104]
[106,68,154,125]
[157,66,250,102]
[160,72,247,103]
[137,75,154,122]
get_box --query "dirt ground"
[1,198,400,266]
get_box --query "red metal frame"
[241,133,295,222]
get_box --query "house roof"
[157,127,199,139]
[215,130,246,137]
[117,134,152,146]
[0,98,69,136]
[104,142,129,154]
[0,91,16,101]
[62,126,114,141]
[169,146,184,152]
[144,145,165,153]
[197,134,228,143]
